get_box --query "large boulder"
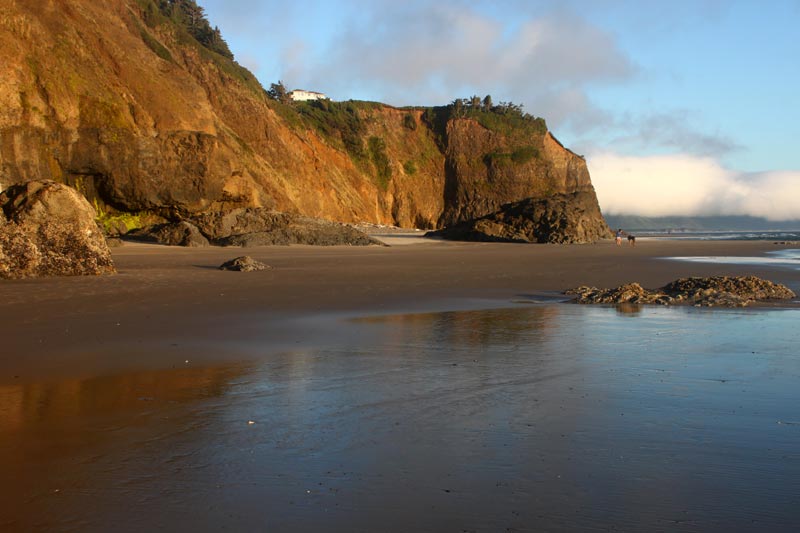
[0,181,116,279]
[427,190,612,244]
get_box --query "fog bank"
[589,152,800,221]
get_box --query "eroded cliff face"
[0,0,606,231]
[440,118,593,227]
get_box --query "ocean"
[638,230,800,241]
[666,247,800,270]
[3,300,800,531]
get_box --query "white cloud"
[290,4,634,126]
[589,152,800,220]
[606,110,742,158]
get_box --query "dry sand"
[1,237,797,382]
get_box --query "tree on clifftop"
[267,81,291,104]
[153,0,234,59]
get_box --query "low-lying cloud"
[589,152,800,220]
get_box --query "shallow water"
[667,247,800,270]
[2,305,800,532]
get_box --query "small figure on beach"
[628,234,636,246]
[615,229,623,246]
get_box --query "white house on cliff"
[288,90,329,102]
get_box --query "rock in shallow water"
[0,181,116,279]
[567,276,796,307]
[218,256,270,272]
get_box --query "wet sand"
[2,238,799,531]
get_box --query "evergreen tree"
[153,0,234,59]
[267,81,291,103]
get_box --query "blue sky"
[200,0,800,219]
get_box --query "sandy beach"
[1,237,798,382]
[2,237,800,532]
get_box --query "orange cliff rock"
[0,0,607,232]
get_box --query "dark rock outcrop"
[193,208,383,247]
[127,221,209,247]
[0,181,115,279]
[219,256,270,272]
[662,276,796,305]
[567,283,673,305]
[427,190,612,244]
[121,209,381,247]
[567,276,796,307]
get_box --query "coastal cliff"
[0,0,608,235]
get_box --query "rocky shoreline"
[566,275,796,307]
[124,208,384,248]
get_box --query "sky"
[200,0,800,219]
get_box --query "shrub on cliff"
[294,100,371,160]
[368,136,392,189]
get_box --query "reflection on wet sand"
[353,305,561,348]
[614,302,644,315]
[0,366,243,431]
[0,365,249,531]
[3,305,800,532]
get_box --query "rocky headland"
[567,276,796,307]
[0,0,609,254]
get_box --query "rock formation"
[125,208,381,247]
[127,221,210,247]
[427,190,611,244]
[0,0,609,239]
[0,181,115,278]
[192,208,382,246]
[219,256,270,272]
[567,276,796,307]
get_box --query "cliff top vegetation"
[133,0,263,94]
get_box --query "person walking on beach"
[615,229,623,246]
